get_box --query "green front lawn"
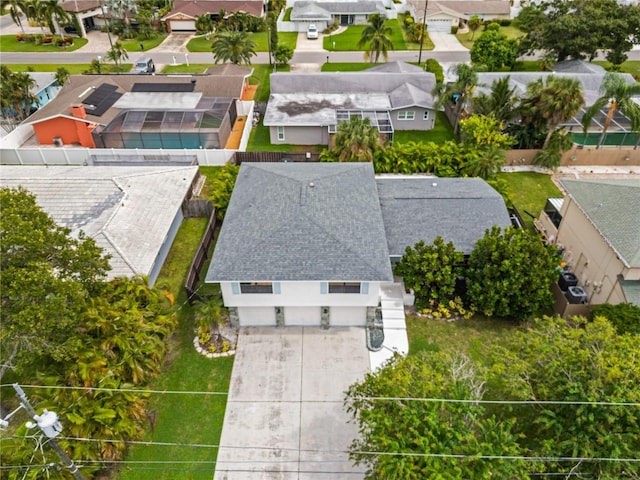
[456,24,524,50]
[187,32,297,52]
[162,63,212,74]
[594,60,640,79]
[323,20,407,51]
[407,315,521,363]
[496,171,562,227]
[3,63,132,73]
[0,34,88,52]
[321,62,375,72]
[121,33,168,52]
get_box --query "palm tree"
[211,30,256,65]
[194,296,226,344]
[434,63,478,135]
[107,0,137,35]
[195,13,214,36]
[2,0,27,34]
[54,66,69,86]
[357,13,394,63]
[536,75,584,148]
[472,76,518,124]
[463,145,505,180]
[106,41,128,67]
[467,15,482,40]
[40,0,70,39]
[581,72,640,148]
[332,116,381,162]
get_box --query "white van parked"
[307,24,318,39]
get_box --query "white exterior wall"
[220,281,382,326]
[390,107,435,131]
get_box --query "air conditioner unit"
[52,137,63,147]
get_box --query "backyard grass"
[323,20,407,51]
[187,32,297,52]
[393,112,456,144]
[0,34,88,52]
[117,214,234,480]
[406,315,522,364]
[3,63,132,73]
[121,33,168,52]
[249,63,290,102]
[496,171,562,227]
[246,122,325,152]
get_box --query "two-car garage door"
[169,20,196,31]
[236,306,366,327]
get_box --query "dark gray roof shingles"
[207,163,393,282]
[377,177,512,255]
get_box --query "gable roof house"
[206,163,512,328]
[413,0,511,33]
[536,178,640,315]
[263,62,438,146]
[162,0,265,32]
[0,165,199,286]
[289,0,387,31]
[21,68,252,151]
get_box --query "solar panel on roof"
[87,92,123,117]
[131,83,195,92]
[82,84,118,107]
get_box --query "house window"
[423,111,429,120]
[397,111,415,121]
[328,282,361,294]
[240,282,273,294]
[277,126,285,141]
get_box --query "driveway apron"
[214,327,369,480]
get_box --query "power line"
[49,436,640,463]
[4,385,639,407]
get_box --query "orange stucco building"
[32,105,97,148]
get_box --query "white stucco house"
[263,62,438,146]
[205,163,512,328]
[289,0,388,31]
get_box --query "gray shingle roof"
[206,163,393,282]
[560,178,640,268]
[376,176,512,255]
[366,61,426,74]
[292,0,385,17]
[264,68,437,126]
[0,166,198,280]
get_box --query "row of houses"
[55,0,512,36]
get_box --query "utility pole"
[11,384,87,480]
[417,0,429,66]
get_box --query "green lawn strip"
[187,32,297,52]
[3,63,132,73]
[456,24,523,50]
[118,216,234,480]
[249,63,289,101]
[121,33,168,52]
[594,60,640,78]
[396,13,434,51]
[162,63,212,74]
[247,122,297,152]
[323,20,406,51]
[321,62,374,72]
[496,171,561,227]
[406,315,521,365]
[393,112,455,144]
[0,34,88,52]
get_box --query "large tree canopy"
[516,0,640,64]
[466,226,559,319]
[346,352,529,480]
[0,187,111,380]
[347,317,640,479]
[470,23,519,71]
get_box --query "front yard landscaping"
[121,33,168,52]
[187,32,297,52]
[323,20,408,51]
[3,63,132,74]
[0,34,88,52]
[455,24,524,50]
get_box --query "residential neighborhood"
[1,0,640,478]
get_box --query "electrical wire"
[4,385,639,407]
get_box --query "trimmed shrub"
[451,25,459,34]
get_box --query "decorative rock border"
[193,324,239,358]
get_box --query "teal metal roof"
[561,179,640,268]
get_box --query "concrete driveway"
[214,327,369,480]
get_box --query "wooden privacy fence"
[233,151,321,164]
[184,204,218,305]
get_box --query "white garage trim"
[170,20,196,31]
